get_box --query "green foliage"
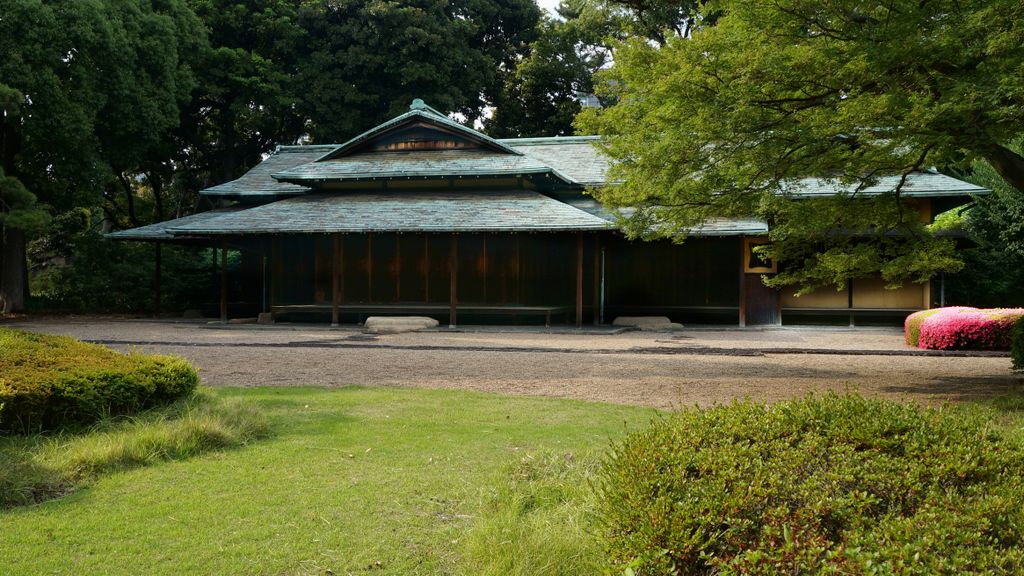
[578,0,1024,293]
[0,329,199,433]
[0,389,268,508]
[1012,317,1024,372]
[459,451,602,575]
[595,394,1024,575]
[0,167,49,235]
[297,0,541,142]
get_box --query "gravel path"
[7,318,1021,410]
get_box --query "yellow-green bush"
[1013,317,1024,372]
[595,394,1024,575]
[0,329,198,433]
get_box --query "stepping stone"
[612,316,684,331]
[364,316,440,334]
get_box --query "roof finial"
[410,98,427,110]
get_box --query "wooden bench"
[271,303,570,327]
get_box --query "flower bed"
[906,307,1024,351]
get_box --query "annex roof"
[167,190,613,235]
[105,207,245,240]
[501,136,610,186]
[200,145,338,198]
[784,172,988,198]
[565,198,769,236]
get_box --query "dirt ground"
[6,317,1022,410]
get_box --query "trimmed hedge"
[1013,317,1024,372]
[595,394,1024,575]
[905,307,1024,350]
[0,329,198,433]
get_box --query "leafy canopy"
[578,0,1024,293]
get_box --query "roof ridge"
[500,136,601,145]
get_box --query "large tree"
[0,0,204,311]
[578,0,1024,293]
[298,0,541,142]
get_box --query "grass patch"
[458,451,603,576]
[0,386,654,575]
[0,389,268,508]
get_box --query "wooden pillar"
[269,237,278,309]
[449,234,458,328]
[332,233,342,327]
[514,234,521,304]
[220,238,228,323]
[481,233,488,303]
[847,279,855,328]
[576,232,584,328]
[738,237,746,327]
[592,235,600,325]
[153,243,162,318]
[367,233,373,303]
[395,233,401,302]
[423,235,430,302]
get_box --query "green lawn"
[0,387,658,575]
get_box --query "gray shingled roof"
[564,198,768,236]
[784,172,987,198]
[274,150,574,184]
[502,136,610,186]
[168,191,612,234]
[106,207,245,240]
[201,145,338,197]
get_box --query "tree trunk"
[981,143,1024,194]
[0,227,27,313]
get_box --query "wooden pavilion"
[110,99,987,327]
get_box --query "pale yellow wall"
[780,286,849,308]
[852,277,927,309]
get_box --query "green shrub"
[0,329,199,433]
[1012,317,1024,372]
[595,394,1024,575]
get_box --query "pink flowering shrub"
[916,307,1024,351]
[904,307,974,346]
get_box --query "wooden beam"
[332,233,341,327]
[481,233,488,303]
[153,242,162,318]
[395,233,401,302]
[592,235,599,325]
[449,234,458,328]
[367,233,373,303]
[576,232,583,328]
[270,237,279,309]
[738,237,746,327]
[424,235,430,302]
[514,234,521,304]
[220,238,228,323]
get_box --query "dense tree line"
[0,0,542,312]
[1,0,1020,312]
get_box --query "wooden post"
[514,234,521,304]
[332,233,341,327]
[220,238,228,323]
[449,234,458,328]
[423,235,430,302]
[153,242,162,318]
[367,233,373,303]
[592,235,600,325]
[738,237,746,327]
[576,232,584,328]
[395,233,401,302]
[269,237,278,309]
[481,233,488,303]
[847,279,855,328]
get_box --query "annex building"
[110,99,986,327]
